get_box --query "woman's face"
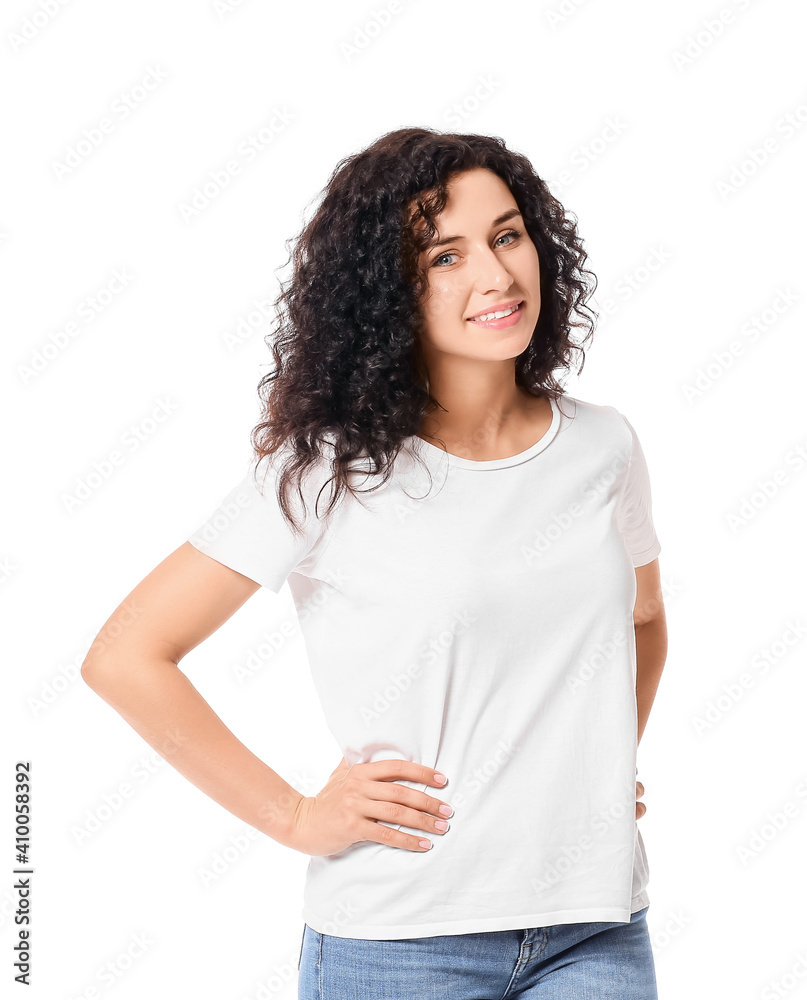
[412,167,542,369]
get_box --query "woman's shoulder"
[553,391,626,424]
[553,392,635,450]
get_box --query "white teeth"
[470,303,519,322]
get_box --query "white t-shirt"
[187,393,661,939]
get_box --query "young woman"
[82,126,667,999]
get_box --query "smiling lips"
[466,300,524,328]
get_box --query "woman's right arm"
[80,542,453,855]
[80,541,306,849]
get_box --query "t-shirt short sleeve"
[187,452,333,593]
[613,412,662,568]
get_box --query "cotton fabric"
[187,393,661,939]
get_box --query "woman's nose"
[468,248,514,293]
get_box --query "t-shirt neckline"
[411,394,562,471]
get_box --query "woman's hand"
[636,779,646,819]
[290,755,454,857]
[307,757,647,836]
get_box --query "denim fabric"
[298,905,658,999]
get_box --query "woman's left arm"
[633,557,668,746]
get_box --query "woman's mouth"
[466,301,524,329]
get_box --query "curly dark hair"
[249,126,599,536]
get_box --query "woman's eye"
[433,251,457,268]
[497,228,522,247]
[431,229,523,268]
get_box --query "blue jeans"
[298,905,658,999]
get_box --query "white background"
[3,0,806,998]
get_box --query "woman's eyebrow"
[426,208,523,250]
